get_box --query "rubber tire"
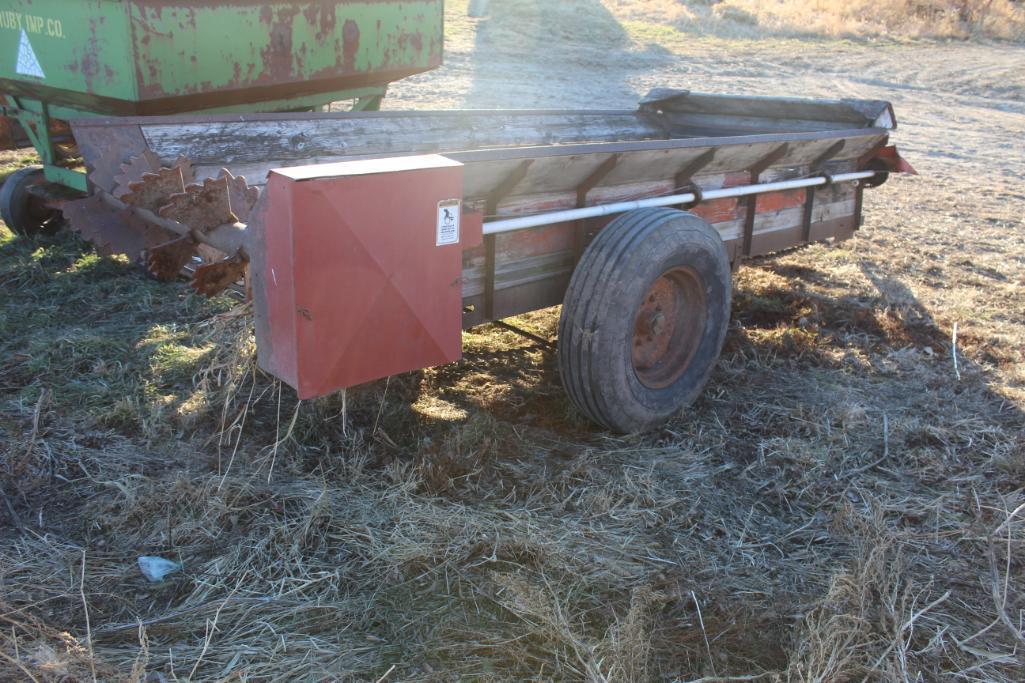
[558,208,732,433]
[0,166,58,237]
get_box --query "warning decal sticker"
[436,199,461,246]
[16,29,45,79]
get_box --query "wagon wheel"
[558,208,732,433]
[0,166,60,237]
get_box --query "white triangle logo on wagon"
[16,29,45,79]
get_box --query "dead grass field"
[608,0,1025,42]
[2,1,1024,681]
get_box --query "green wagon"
[0,0,444,232]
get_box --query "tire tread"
[558,208,731,431]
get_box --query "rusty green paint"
[0,0,443,116]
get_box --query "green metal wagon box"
[0,0,444,191]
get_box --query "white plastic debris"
[137,556,182,582]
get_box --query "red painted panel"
[691,197,740,224]
[254,155,466,399]
[499,222,576,261]
[756,189,807,213]
[253,175,299,389]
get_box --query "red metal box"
[252,155,466,399]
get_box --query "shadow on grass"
[462,0,675,108]
[3,220,1023,681]
[0,228,232,438]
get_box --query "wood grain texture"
[70,98,889,327]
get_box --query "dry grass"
[605,0,1025,41]
[2,2,1025,681]
[735,0,1025,41]
[0,149,39,182]
[2,175,1023,680]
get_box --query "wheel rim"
[3,169,60,236]
[631,266,707,389]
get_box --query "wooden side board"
[68,99,890,329]
[460,178,862,328]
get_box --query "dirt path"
[393,27,1025,176]
[390,25,1025,402]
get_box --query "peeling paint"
[342,19,360,72]
[1,0,444,115]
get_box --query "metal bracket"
[858,137,890,168]
[674,148,716,191]
[674,148,716,210]
[572,154,621,258]
[352,88,387,112]
[484,235,498,320]
[855,138,894,190]
[749,143,790,177]
[485,158,534,216]
[801,140,846,242]
[742,143,790,257]
[491,320,555,349]
[577,154,620,206]
[484,159,535,320]
[810,140,847,171]
[4,96,88,192]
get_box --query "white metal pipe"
[482,170,877,235]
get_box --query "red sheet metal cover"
[252,155,465,399]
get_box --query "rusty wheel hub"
[632,266,707,389]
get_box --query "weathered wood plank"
[460,194,858,299]
[189,132,880,204]
[642,90,894,126]
[478,158,858,218]
[141,112,668,167]
[667,115,858,135]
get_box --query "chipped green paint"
[0,0,443,116]
[0,1,136,105]
[0,0,443,190]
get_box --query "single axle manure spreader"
[0,2,915,431]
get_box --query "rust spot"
[303,2,337,41]
[121,165,187,212]
[77,18,103,93]
[342,20,360,71]
[259,5,301,80]
[158,176,238,234]
[217,168,259,223]
[191,251,248,299]
[121,0,442,108]
[147,235,198,282]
